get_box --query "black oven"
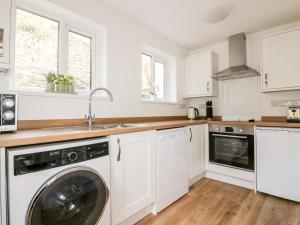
[209,125,254,171]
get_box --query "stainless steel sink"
[43,123,142,132]
[91,124,135,129]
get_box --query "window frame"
[9,0,106,96]
[141,52,167,101]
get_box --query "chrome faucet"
[85,87,114,128]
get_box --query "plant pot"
[56,84,66,93]
[46,82,55,92]
[66,84,75,94]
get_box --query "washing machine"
[5,137,111,225]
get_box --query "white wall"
[189,20,300,118]
[0,0,188,120]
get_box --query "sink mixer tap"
[85,87,114,128]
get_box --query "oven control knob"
[3,111,15,121]
[215,127,220,131]
[67,152,78,161]
[239,128,244,133]
[3,99,15,108]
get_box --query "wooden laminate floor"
[137,178,300,225]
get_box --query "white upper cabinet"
[0,0,11,69]
[110,131,156,225]
[184,51,218,98]
[261,28,300,92]
[188,125,207,184]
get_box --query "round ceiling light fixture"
[201,2,233,23]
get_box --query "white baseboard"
[189,171,205,186]
[156,185,189,213]
[118,203,155,225]
[205,171,255,190]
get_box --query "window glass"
[68,31,92,90]
[15,8,59,89]
[154,61,165,99]
[141,54,152,97]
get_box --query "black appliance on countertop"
[206,101,213,119]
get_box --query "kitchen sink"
[43,123,142,132]
[92,124,137,129]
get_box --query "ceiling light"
[201,2,233,23]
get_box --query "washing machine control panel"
[61,142,109,165]
[14,141,109,176]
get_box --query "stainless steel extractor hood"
[212,33,260,80]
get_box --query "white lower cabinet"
[188,125,207,184]
[110,131,156,225]
[156,128,189,212]
[256,127,300,202]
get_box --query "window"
[154,62,165,99]
[68,31,92,90]
[141,53,166,101]
[15,9,59,90]
[141,54,151,96]
[13,2,105,94]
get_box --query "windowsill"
[141,99,178,105]
[11,89,110,100]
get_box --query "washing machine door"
[27,167,109,225]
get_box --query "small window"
[68,31,92,90]
[15,8,59,90]
[141,54,166,101]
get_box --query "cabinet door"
[257,128,300,202]
[188,125,206,181]
[111,131,156,225]
[0,0,11,65]
[184,52,216,97]
[156,128,189,212]
[262,29,300,91]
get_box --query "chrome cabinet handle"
[207,81,210,93]
[117,138,121,161]
[0,28,4,57]
[264,73,268,86]
[189,128,193,142]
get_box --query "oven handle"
[212,134,248,139]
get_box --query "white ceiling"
[98,0,300,49]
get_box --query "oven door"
[209,132,254,171]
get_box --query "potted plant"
[46,72,57,92]
[54,74,66,93]
[64,75,76,94]
[149,86,158,100]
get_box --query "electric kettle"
[187,107,199,120]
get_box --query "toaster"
[0,93,17,132]
[287,106,300,123]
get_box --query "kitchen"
[1,0,300,224]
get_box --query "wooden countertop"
[0,120,207,148]
[1,119,300,148]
